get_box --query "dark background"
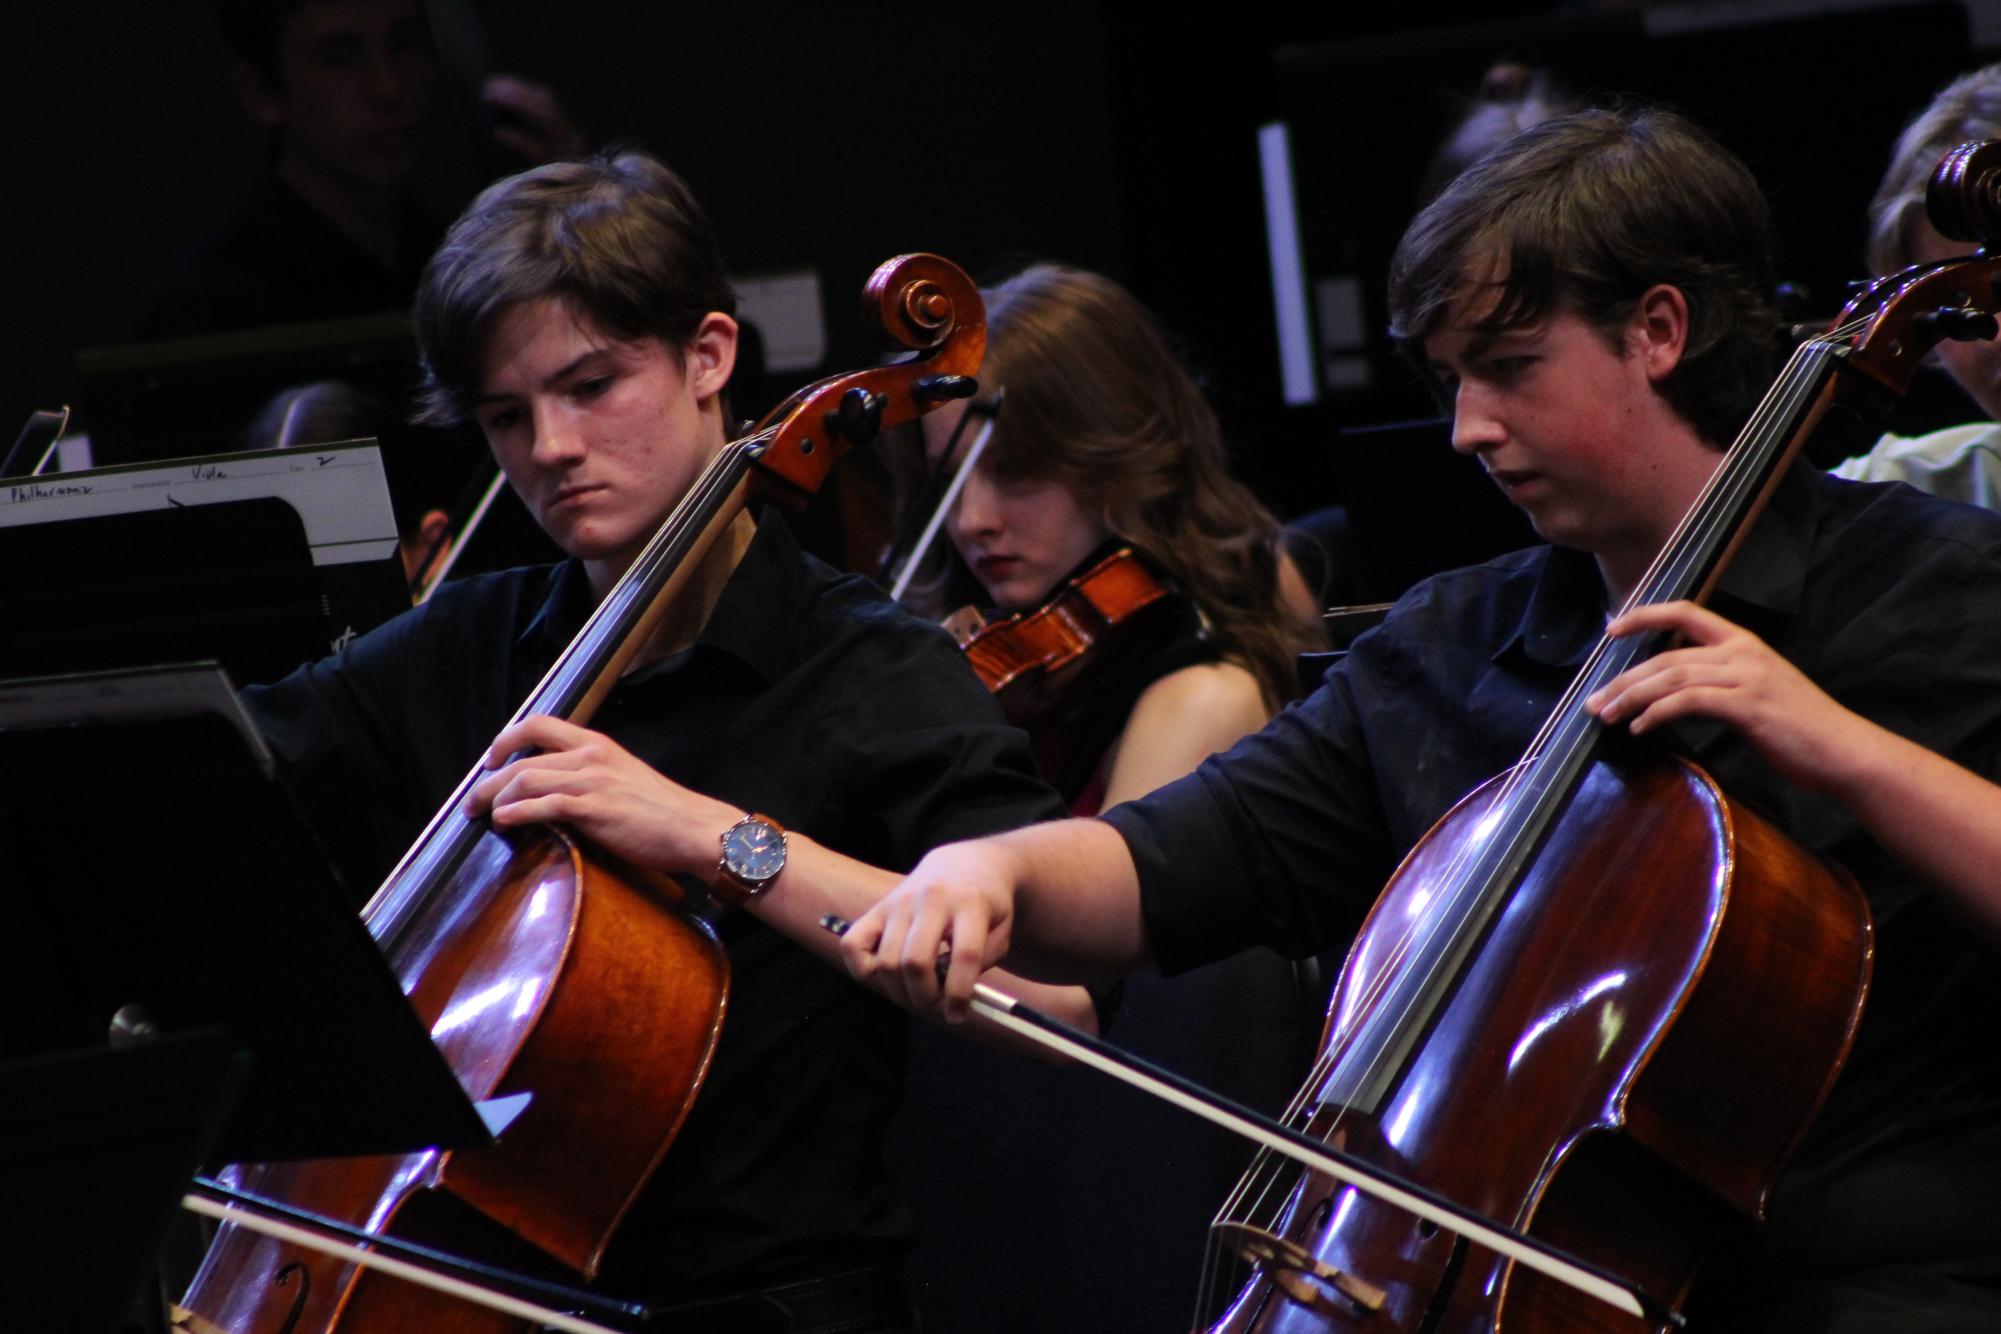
[8,5,2001,1330]
[11,1,1994,555]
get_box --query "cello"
[1185,143,2001,1332]
[174,252,986,1332]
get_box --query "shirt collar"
[1500,544,1605,670]
[514,508,805,687]
[1496,460,1822,671]
[1705,460,1817,635]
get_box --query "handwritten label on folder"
[0,439,400,567]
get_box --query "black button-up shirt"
[245,511,1063,1301]
[1106,466,2001,1326]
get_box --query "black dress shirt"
[244,511,1064,1303]
[1105,465,2001,1330]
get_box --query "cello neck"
[359,251,990,948]
[362,431,766,947]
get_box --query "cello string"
[1315,322,1858,1120]
[1323,333,1839,1078]
[1199,335,1845,1312]
[364,431,766,942]
[1239,325,1852,1195]
[182,1196,628,1334]
[1204,298,1885,1314]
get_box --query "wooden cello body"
[1211,758,1868,1333]
[1203,145,2001,1332]
[181,830,726,1333]
[176,253,987,1332]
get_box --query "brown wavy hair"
[888,264,1321,709]
[1388,107,1777,448]
[412,150,735,427]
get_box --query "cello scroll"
[748,253,986,502]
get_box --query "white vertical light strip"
[1258,120,1317,406]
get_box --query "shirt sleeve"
[810,611,1069,872]
[1829,423,2001,511]
[1102,653,1397,976]
[240,601,446,900]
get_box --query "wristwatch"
[716,812,788,903]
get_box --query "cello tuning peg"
[914,374,978,401]
[1917,305,2000,346]
[827,387,887,445]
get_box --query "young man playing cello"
[839,108,2001,1330]
[239,150,1079,1331]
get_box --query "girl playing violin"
[889,263,1325,811]
[883,263,1327,1334]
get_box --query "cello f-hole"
[273,1262,310,1334]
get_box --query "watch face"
[724,818,786,884]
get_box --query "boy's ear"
[1630,284,1690,383]
[686,312,739,404]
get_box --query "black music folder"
[0,440,409,685]
[0,1029,243,1333]
[0,663,489,1165]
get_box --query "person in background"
[1415,60,1577,206]
[889,263,1325,813]
[1834,64,2001,505]
[244,379,454,590]
[139,0,582,339]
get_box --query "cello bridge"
[1212,1220,1388,1313]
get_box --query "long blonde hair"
[890,263,1320,708]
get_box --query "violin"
[943,546,1196,728]
[174,253,986,1332]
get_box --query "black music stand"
[0,663,490,1166]
[0,1029,244,1333]
[0,664,495,1331]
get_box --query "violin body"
[178,826,728,1332]
[1211,755,1869,1332]
[948,547,1182,726]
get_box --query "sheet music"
[0,439,398,567]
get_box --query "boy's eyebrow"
[1458,331,1498,361]
[1424,330,1497,373]
[474,349,615,406]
